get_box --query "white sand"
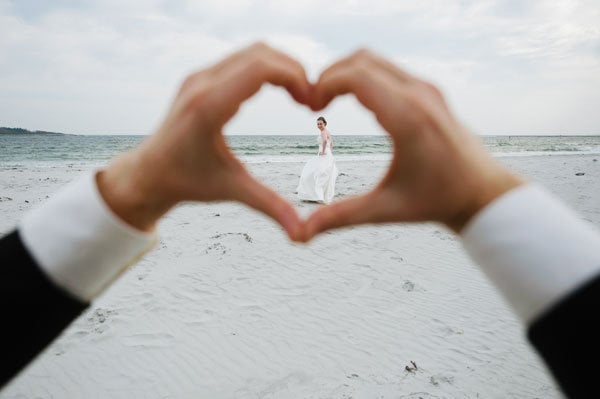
[1,154,598,398]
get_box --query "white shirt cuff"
[462,184,600,324]
[19,171,158,302]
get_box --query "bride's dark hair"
[317,116,327,125]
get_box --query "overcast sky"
[1,0,599,135]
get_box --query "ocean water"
[1,134,599,168]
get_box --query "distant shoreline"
[1,127,598,137]
[0,127,65,136]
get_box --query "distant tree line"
[0,127,64,135]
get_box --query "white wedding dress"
[297,134,338,203]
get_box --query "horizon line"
[2,127,600,137]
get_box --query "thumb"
[303,190,395,241]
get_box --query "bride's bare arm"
[319,131,327,155]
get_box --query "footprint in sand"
[432,230,458,242]
[86,308,118,334]
[402,280,415,292]
[431,318,464,337]
[205,232,254,255]
[205,242,227,255]
[398,393,441,398]
[429,374,455,386]
[211,232,253,243]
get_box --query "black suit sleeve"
[528,274,600,398]
[0,230,87,388]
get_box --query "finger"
[314,62,416,133]
[187,44,311,128]
[219,43,311,106]
[357,51,449,113]
[231,170,303,241]
[359,49,416,84]
[187,42,289,83]
[302,190,396,242]
[314,63,387,112]
[312,49,410,110]
[178,43,268,94]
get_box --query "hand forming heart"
[98,43,524,242]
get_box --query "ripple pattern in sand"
[1,159,585,398]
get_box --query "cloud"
[0,0,599,134]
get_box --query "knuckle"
[186,84,212,111]
[405,88,425,109]
[423,81,444,99]
[249,41,270,53]
[290,58,304,74]
[349,55,371,75]
[352,48,373,60]
[178,74,197,94]
[247,56,268,76]
[348,48,378,75]
[396,89,430,124]
[355,58,370,73]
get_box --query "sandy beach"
[1,154,598,398]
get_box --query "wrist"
[445,161,526,233]
[97,148,176,232]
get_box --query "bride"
[297,116,338,204]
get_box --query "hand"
[303,49,525,241]
[97,43,311,240]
